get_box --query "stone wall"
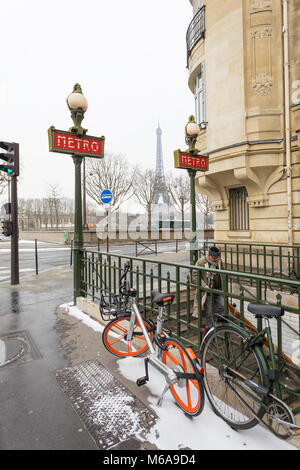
[187,0,300,244]
[19,229,214,245]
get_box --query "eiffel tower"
[152,123,173,220]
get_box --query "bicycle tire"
[102,316,153,358]
[200,325,267,430]
[162,338,204,416]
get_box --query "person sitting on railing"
[192,246,224,332]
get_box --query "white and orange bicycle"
[101,262,205,416]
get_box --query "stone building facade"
[187,0,300,243]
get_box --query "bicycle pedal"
[136,376,148,386]
[162,327,172,335]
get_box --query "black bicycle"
[200,303,300,439]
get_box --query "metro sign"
[174,149,208,171]
[48,126,105,158]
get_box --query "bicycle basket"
[99,292,130,321]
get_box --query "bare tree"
[60,198,74,215]
[167,173,190,229]
[86,152,135,212]
[18,198,26,230]
[47,183,61,228]
[0,172,9,197]
[32,198,43,229]
[133,168,157,231]
[196,193,211,229]
[42,198,50,228]
[18,195,75,230]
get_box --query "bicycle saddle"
[151,290,175,306]
[247,302,284,318]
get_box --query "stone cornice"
[200,139,287,159]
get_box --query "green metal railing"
[81,250,300,365]
[199,241,300,281]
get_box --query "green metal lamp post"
[66,84,88,303]
[173,116,208,266]
[48,84,105,303]
[185,116,201,266]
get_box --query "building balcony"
[186,5,205,61]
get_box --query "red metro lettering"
[179,153,207,170]
[54,132,102,155]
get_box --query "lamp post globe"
[67,83,88,136]
[185,115,200,152]
[186,117,200,136]
[67,85,88,112]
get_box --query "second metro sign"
[174,149,208,171]
[48,126,105,158]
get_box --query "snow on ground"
[63,303,296,451]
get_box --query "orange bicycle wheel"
[162,339,204,416]
[102,316,153,357]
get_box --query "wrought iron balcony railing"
[186,5,205,60]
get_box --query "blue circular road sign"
[100,189,113,204]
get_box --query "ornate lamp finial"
[66,83,88,135]
[185,115,200,153]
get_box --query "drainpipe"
[282,0,293,246]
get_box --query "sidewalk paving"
[0,260,298,451]
[0,266,97,450]
[0,265,158,450]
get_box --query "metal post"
[35,239,38,274]
[282,0,294,248]
[188,169,198,266]
[70,239,73,266]
[72,155,84,303]
[106,207,109,252]
[82,156,88,230]
[10,173,19,285]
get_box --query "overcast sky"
[0,0,193,210]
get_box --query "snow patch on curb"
[61,302,296,451]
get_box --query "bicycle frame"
[102,262,205,414]
[223,317,300,404]
[126,296,179,384]
[209,315,300,429]
[261,319,300,412]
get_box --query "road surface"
[0,239,191,284]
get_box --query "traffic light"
[1,219,13,237]
[0,165,13,174]
[0,203,11,217]
[0,142,19,176]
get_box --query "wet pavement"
[0,265,159,450]
[1,257,298,452]
[0,266,99,450]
